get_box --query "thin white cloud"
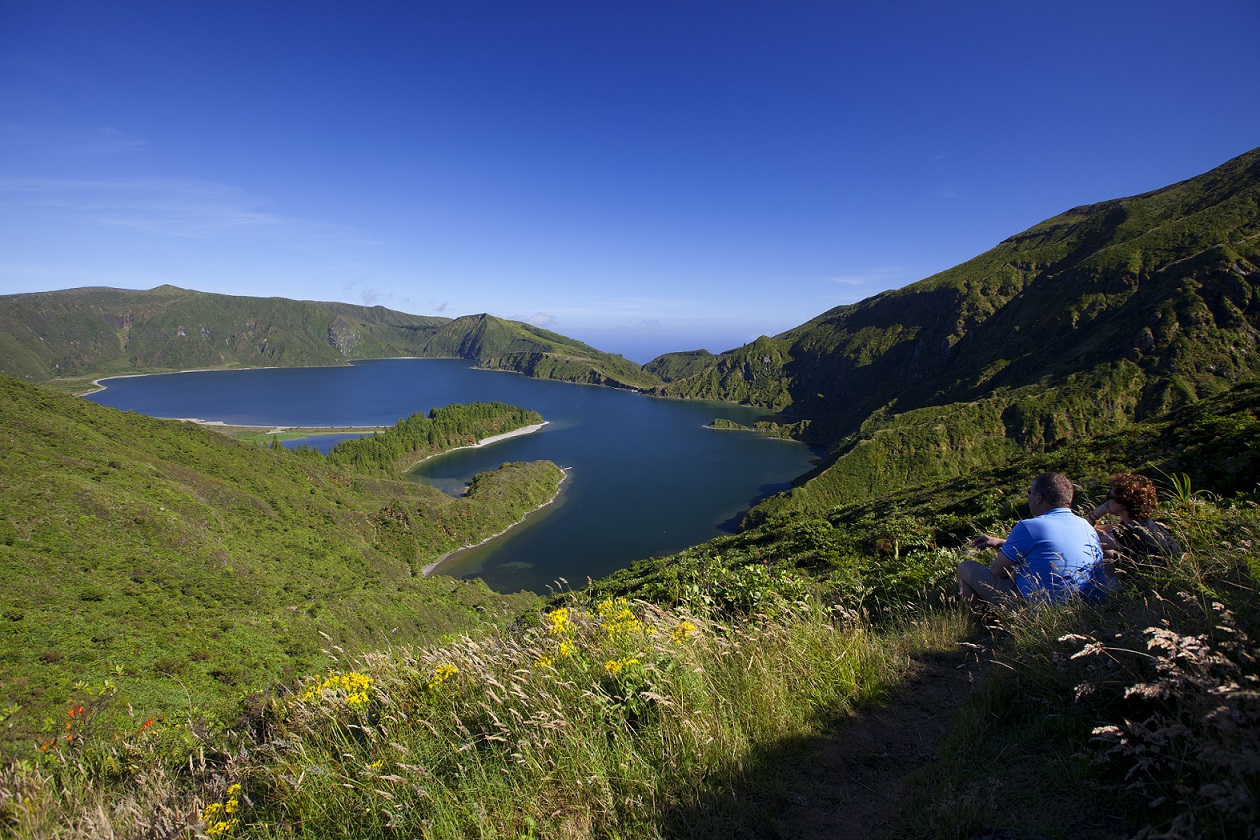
[0,176,382,247]
[828,266,904,285]
[0,124,150,155]
[527,312,558,328]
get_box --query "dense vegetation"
[0,376,562,742]
[4,428,1255,837]
[322,402,543,475]
[0,287,658,392]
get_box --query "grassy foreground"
[0,595,951,838]
[2,492,1255,839]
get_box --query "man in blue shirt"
[958,471,1106,610]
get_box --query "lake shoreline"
[422,465,570,578]
[83,357,818,592]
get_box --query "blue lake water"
[88,359,819,593]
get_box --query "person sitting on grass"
[958,471,1107,612]
[1087,472,1180,579]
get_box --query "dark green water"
[89,359,819,592]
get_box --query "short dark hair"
[1031,471,1074,508]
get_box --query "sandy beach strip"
[422,465,569,578]
[408,421,549,467]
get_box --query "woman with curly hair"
[1087,473,1180,577]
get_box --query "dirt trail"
[765,643,992,840]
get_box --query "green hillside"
[651,146,1260,517]
[0,376,560,735]
[0,286,664,392]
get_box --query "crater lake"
[88,358,820,593]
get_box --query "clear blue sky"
[3,1,1258,362]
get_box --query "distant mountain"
[0,285,661,390]
[649,146,1260,519]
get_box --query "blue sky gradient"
[3,1,1258,361]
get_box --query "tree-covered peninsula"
[322,401,544,476]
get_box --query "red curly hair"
[1109,473,1160,520]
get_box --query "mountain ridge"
[0,286,660,391]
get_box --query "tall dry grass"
[2,596,958,839]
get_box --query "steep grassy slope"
[416,313,661,389]
[652,146,1260,516]
[0,376,559,730]
[0,286,665,391]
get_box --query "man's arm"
[971,534,1017,581]
[989,551,1017,581]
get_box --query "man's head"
[1028,471,1073,515]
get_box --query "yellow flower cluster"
[545,607,573,636]
[203,783,242,837]
[302,671,374,709]
[596,598,653,639]
[670,620,698,643]
[534,638,575,669]
[429,663,458,690]
[604,657,640,676]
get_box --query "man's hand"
[971,534,1006,550]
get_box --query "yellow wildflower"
[534,655,555,669]
[598,598,649,639]
[302,671,374,708]
[671,620,698,643]
[428,663,458,690]
[206,818,239,838]
[604,657,640,676]
[557,639,575,658]
[544,607,572,636]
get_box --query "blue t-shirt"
[1000,508,1106,602]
